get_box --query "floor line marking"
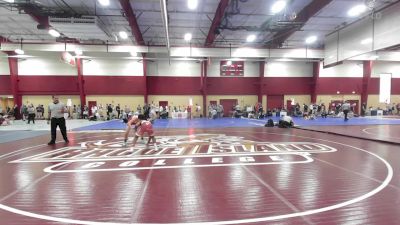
[362,127,400,140]
[315,158,400,192]
[0,130,394,225]
[131,166,155,221]
[0,133,121,160]
[243,166,315,225]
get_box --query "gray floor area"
[0,119,107,144]
[0,130,48,144]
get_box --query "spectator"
[27,104,36,124]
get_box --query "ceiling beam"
[0,36,12,43]
[22,6,49,29]
[205,0,230,47]
[119,0,145,46]
[160,0,170,51]
[268,0,333,48]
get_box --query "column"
[361,60,373,106]
[311,61,320,103]
[76,58,86,115]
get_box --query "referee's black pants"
[51,117,68,142]
[343,109,349,121]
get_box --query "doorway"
[220,99,238,117]
[0,97,14,115]
[159,101,168,108]
[88,101,97,116]
[267,95,284,110]
[348,100,359,115]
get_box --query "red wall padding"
[2,75,399,96]
[84,76,146,95]
[18,76,79,95]
[393,78,400,94]
[263,77,313,95]
[368,78,380,94]
[368,78,400,94]
[316,77,363,94]
[207,77,259,95]
[147,76,201,95]
[0,75,11,94]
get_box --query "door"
[330,100,342,112]
[219,99,238,117]
[0,98,14,114]
[88,101,97,116]
[267,95,284,110]
[159,101,168,108]
[347,100,359,114]
[286,100,292,114]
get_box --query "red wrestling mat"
[0,127,398,225]
[296,125,400,144]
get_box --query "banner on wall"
[379,73,392,103]
[67,99,72,107]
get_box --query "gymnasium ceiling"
[0,0,397,49]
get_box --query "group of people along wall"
[0,52,400,113]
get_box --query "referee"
[47,95,69,145]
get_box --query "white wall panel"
[325,2,400,65]
[0,57,9,75]
[374,2,400,50]
[372,62,400,78]
[265,61,313,77]
[147,60,200,77]
[244,61,259,77]
[18,52,77,76]
[324,32,339,65]
[319,61,363,77]
[83,59,143,76]
[338,17,373,61]
[207,59,220,77]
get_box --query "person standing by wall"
[116,104,121,119]
[361,103,367,117]
[342,101,351,121]
[13,104,19,120]
[21,104,28,121]
[47,95,69,145]
[27,104,36,124]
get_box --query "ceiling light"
[352,91,356,94]
[184,33,192,41]
[276,58,293,62]
[119,31,128,39]
[305,36,317,44]
[130,51,137,57]
[187,0,198,10]
[48,29,60,37]
[75,49,83,55]
[337,91,340,94]
[348,4,367,17]
[370,55,379,60]
[14,49,24,55]
[360,38,373,45]
[246,34,256,42]
[271,1,286,14]
[3,0,14,2]
[98,0,110,6]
